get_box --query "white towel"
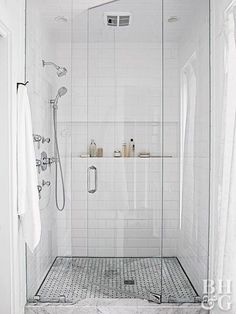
[17,85,41,252]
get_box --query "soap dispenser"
[129,138,135,157]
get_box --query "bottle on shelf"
[97,147,103,157]
[89,139,97,157]
[122,143,128,157]
[129,138,135,157]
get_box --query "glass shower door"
[87,0,163,302]
[162,0,210,303]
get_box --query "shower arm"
[42,60,60,70]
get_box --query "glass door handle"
[87,166,97,193]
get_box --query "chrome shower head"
[50,87,68,108]
[42,60,67,77]
[57,67,67,77]
[58,86,67,97]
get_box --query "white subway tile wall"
[64,28,180,256]
[71,158,179,257]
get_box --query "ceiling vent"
[104,12,131,27]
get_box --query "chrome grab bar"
[87,166,97,194]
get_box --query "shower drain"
[124,279,135,285]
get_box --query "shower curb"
[25,300,208,314]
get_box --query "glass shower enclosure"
[26,0,210,305]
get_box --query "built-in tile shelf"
[58,121,179,124]
[76,156,174,159]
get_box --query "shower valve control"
[42,136,50,144]
[48,157,57,165]
[42,180,51,187]
[41,153,57,171]
[42,157,56,165]
[33,134,42,149]
[41,151,49,171]
[42,157,51,165]
[36,159,41,167]
[36,159,41,174]
[37,185,42,199]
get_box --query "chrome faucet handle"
[42,180,51,187]
[37,185,42,199]
[42,157,56,166]
[36,159,41,166]
[42,157,51,165]
[33,134,41,141]
[49,157,57,165]
[42,137,50,144]
[33,134,42,149]
[36,159,41,174]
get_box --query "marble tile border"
[25,299,209,314]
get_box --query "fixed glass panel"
[86,0,163,302]
[26,0,73,302]
[162,0,210,303]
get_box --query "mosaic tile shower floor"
[34,257,199,303]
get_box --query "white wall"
[54,43,72,257]
[0,0,25,313]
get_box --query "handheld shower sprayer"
[50,87,68,211]
[50,87,67,108]
[42,60,67,77]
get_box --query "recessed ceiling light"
[54,16,68,23]
[168,16,179,23]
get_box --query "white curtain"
[213,7,236,313]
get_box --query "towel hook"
[17,81,29,89]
